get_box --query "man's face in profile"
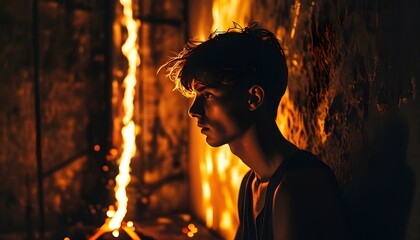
[188,80,253,147]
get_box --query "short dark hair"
[162,22,288,117]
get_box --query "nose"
[188,96,204,118]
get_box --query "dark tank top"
[234,150,339,240]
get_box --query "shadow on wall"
[345,117,416,239]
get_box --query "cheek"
[208,102,251,130]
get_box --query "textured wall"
[0,0,36,232]
[0,0,110,235]
[249,0,419,239]
[119,0,190,219]
[0,0,190,236]
[186,0,419,239]
[1,0,419,239]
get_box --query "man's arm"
[272,166,346,240]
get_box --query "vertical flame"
[108,0,140,231]
[290,0,301,39]
[189,1,253,239]
[191,0,334,239]
[210,2,251,238]
[203,148,213,227]
[193,1,330,239]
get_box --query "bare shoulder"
[281,159,338,195]
[272,155,346,239]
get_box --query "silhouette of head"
[163,22,288,118]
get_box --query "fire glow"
[108,0,140,231]
[89,0,140,239]
[190,1,253,239]
[191,1,332,239]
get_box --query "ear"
[247,85,264,111]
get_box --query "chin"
[205,137,226,148]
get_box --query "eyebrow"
[194,85,207,92]
[192,80,208,92]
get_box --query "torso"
[235,150,343,240]
[252,177,269,219]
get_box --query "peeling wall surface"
[0,0,420,239]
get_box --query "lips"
[197,121,210,133]
[198,124,209,131]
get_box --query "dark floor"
[0,214,223,240]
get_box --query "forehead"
[191,79,232,93]
[191,79,248,100]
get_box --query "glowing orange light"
[184,223,199,237]
[277,89,309,149]
[195,2,329,240]
[290,0,301,39]
[211,0,251,32]
[315,92,334,145]
[107,179,114,186]
[190,2,253,239]
[188,223,198,232]
[89,0,141,239]
[109,148,119,157]
[106,205,115,218]
[94,144,101,152]
[127,221,134,228]
[108,0,140,231]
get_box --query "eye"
[204,92,213,98]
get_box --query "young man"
[163,23,345,240]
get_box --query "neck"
[228,117,299,181]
